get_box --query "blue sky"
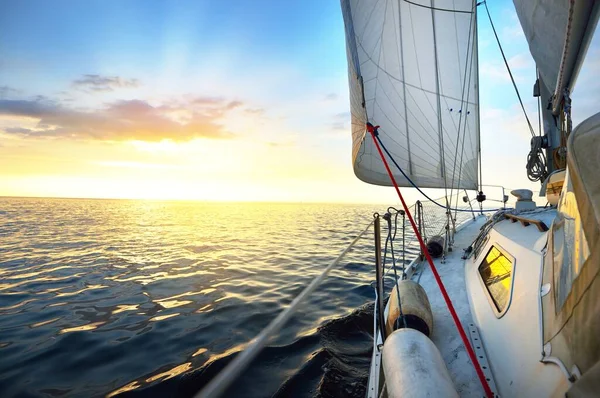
[0,1,345,98]
[0,0,598,203]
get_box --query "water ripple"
[0,198,382,397]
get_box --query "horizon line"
[0,195,392,206]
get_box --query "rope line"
[367,124,494,398]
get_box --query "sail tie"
[367,122,494,398]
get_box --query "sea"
[0,197,419,398]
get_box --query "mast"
[430,0,447,184]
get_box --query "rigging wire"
[450,0,479,231]
[449,2,476,206]
[481,1,535,138]
[482,0,548,182]
[455,3,479,219]
[373,129,503,213]
[382,210,408,329]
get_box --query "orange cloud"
[0,96,242,141]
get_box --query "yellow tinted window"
[478,246,513,312]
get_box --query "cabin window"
[478,245,514,314]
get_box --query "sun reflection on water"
[0,199,379,397]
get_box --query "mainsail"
[342,0,480,190]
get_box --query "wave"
[116,303,374,398]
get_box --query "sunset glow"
[1,1,598,203]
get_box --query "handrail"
[504,214,549,232]
[194,219,375,398]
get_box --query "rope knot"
[366,122,380,136]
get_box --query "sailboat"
[195,1,599,397]
[340,0,600,397]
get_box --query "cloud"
[72,74,140,92]
[244,107,265,116]
[324,93,338,101]
[480,52,533,84]
[330,111,350,132]
[502,23,525,41]
[0,86,21,98]
[508,53,534,69]
[0,96,240,141]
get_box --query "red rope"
[367,125,494,398]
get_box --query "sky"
[0,0,598,204]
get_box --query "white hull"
[369,209,571,397]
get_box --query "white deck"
[415,216,488,397]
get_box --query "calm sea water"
[0,198,402,398]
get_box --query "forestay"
[341,0,479,189]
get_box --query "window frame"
[473,233,490,260]
[477,243,516,319]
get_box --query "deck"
[413,215,488,397]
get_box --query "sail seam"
[430,0,449,189]
[357,34,464,166]
[402,0,473,14]
[373,105,458,172]
[374,80,451,159]
[358,54,478,105]
[407,3,457,152]
[360,53,465,177]
[395,0,414,175]
[374,90,462,170]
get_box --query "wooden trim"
[504,214,549,232]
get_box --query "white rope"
[194,219,375,398]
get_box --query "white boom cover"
[341,0,479,189]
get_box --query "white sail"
[342,0,479,189]
[512,1,599,110]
